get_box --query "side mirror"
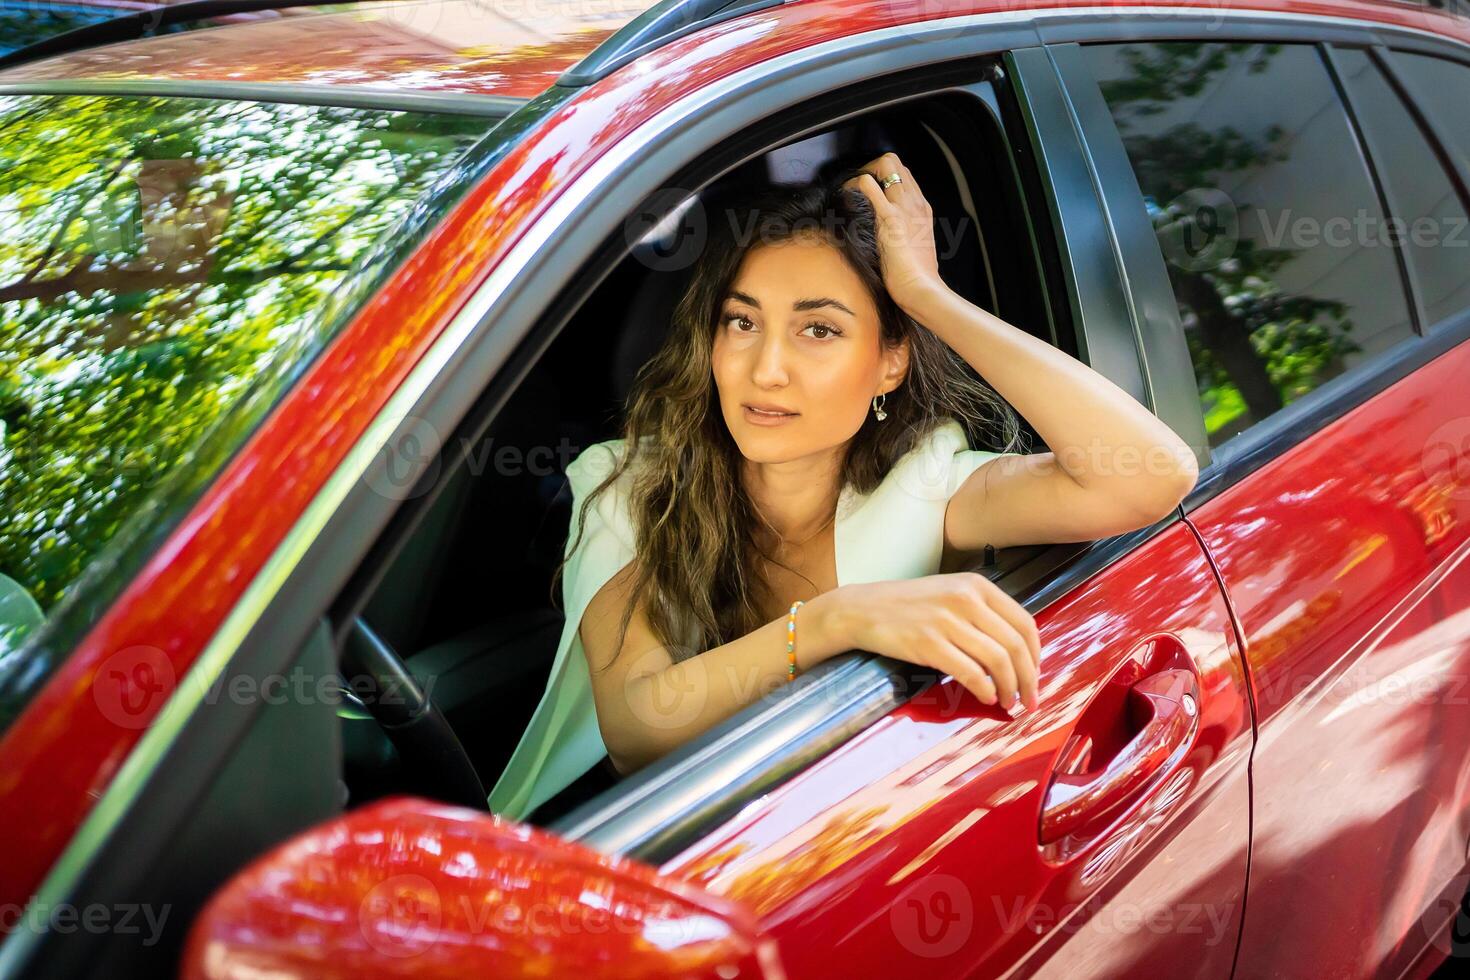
[180,796,784,979]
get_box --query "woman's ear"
[879,336,910,395]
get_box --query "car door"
[542,43,1252,980]
[1062,31,1470,978]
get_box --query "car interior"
[335,88,1062,826]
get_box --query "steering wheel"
[340,616,488,810]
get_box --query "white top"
[486,418,1016,819]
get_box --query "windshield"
[0,93,496,699]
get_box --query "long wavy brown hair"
[556,175,1027,671]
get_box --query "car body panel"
[1185,337,1470,978]
[661,521,1252,978]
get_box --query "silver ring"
[877,172,903,190]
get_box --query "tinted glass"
[0,2,114,56]
[0,95,491,665]
[1336,47,1470,330]
[0,0,244,56]
[1080,42,1415,449]
[1393,52,1470,208]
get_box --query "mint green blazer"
[486,419,1015,820]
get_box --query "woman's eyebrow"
[727,289,857,317]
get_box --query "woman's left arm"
[905,281,1199,552]
[848,153,1200,554]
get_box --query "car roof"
[0,0,658,101]
[0,0,1464,109]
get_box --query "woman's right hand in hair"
[829,574,1042,711]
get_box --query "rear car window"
[1392,52,1470,222]
[0,94,494,692]
[1078,41,1417,450]
[1335,47,1470,331]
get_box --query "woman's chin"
[728,424,805,463]
[731,437,796,464]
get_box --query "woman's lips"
[743,405,800,427]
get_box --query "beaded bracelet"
[786,600,805,683]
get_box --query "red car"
[1,0,1468,976]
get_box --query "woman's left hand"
[844,152,945,312]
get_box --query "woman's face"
[710,233,909,465]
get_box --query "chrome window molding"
[9,6,1470,966]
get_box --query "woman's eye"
[725,312,755,332]
[802,322,842,340]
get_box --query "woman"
[486,152,1199,820]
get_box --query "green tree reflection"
[1093,43,1365,445]
[0,95,487,630]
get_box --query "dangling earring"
[872,393,888,422]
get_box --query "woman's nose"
[751,333,790,387]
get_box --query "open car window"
[339,75,1067,828]
[0,93,496,726]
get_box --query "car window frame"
[1043,24,1470,517]
[326,47,1180,859]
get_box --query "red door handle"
[1040,667,1199,843]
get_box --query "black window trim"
[1039,41,1210,476]
[1321,42,1430,338]
[1377,45,1470,215]
[1046,27,1470,517]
